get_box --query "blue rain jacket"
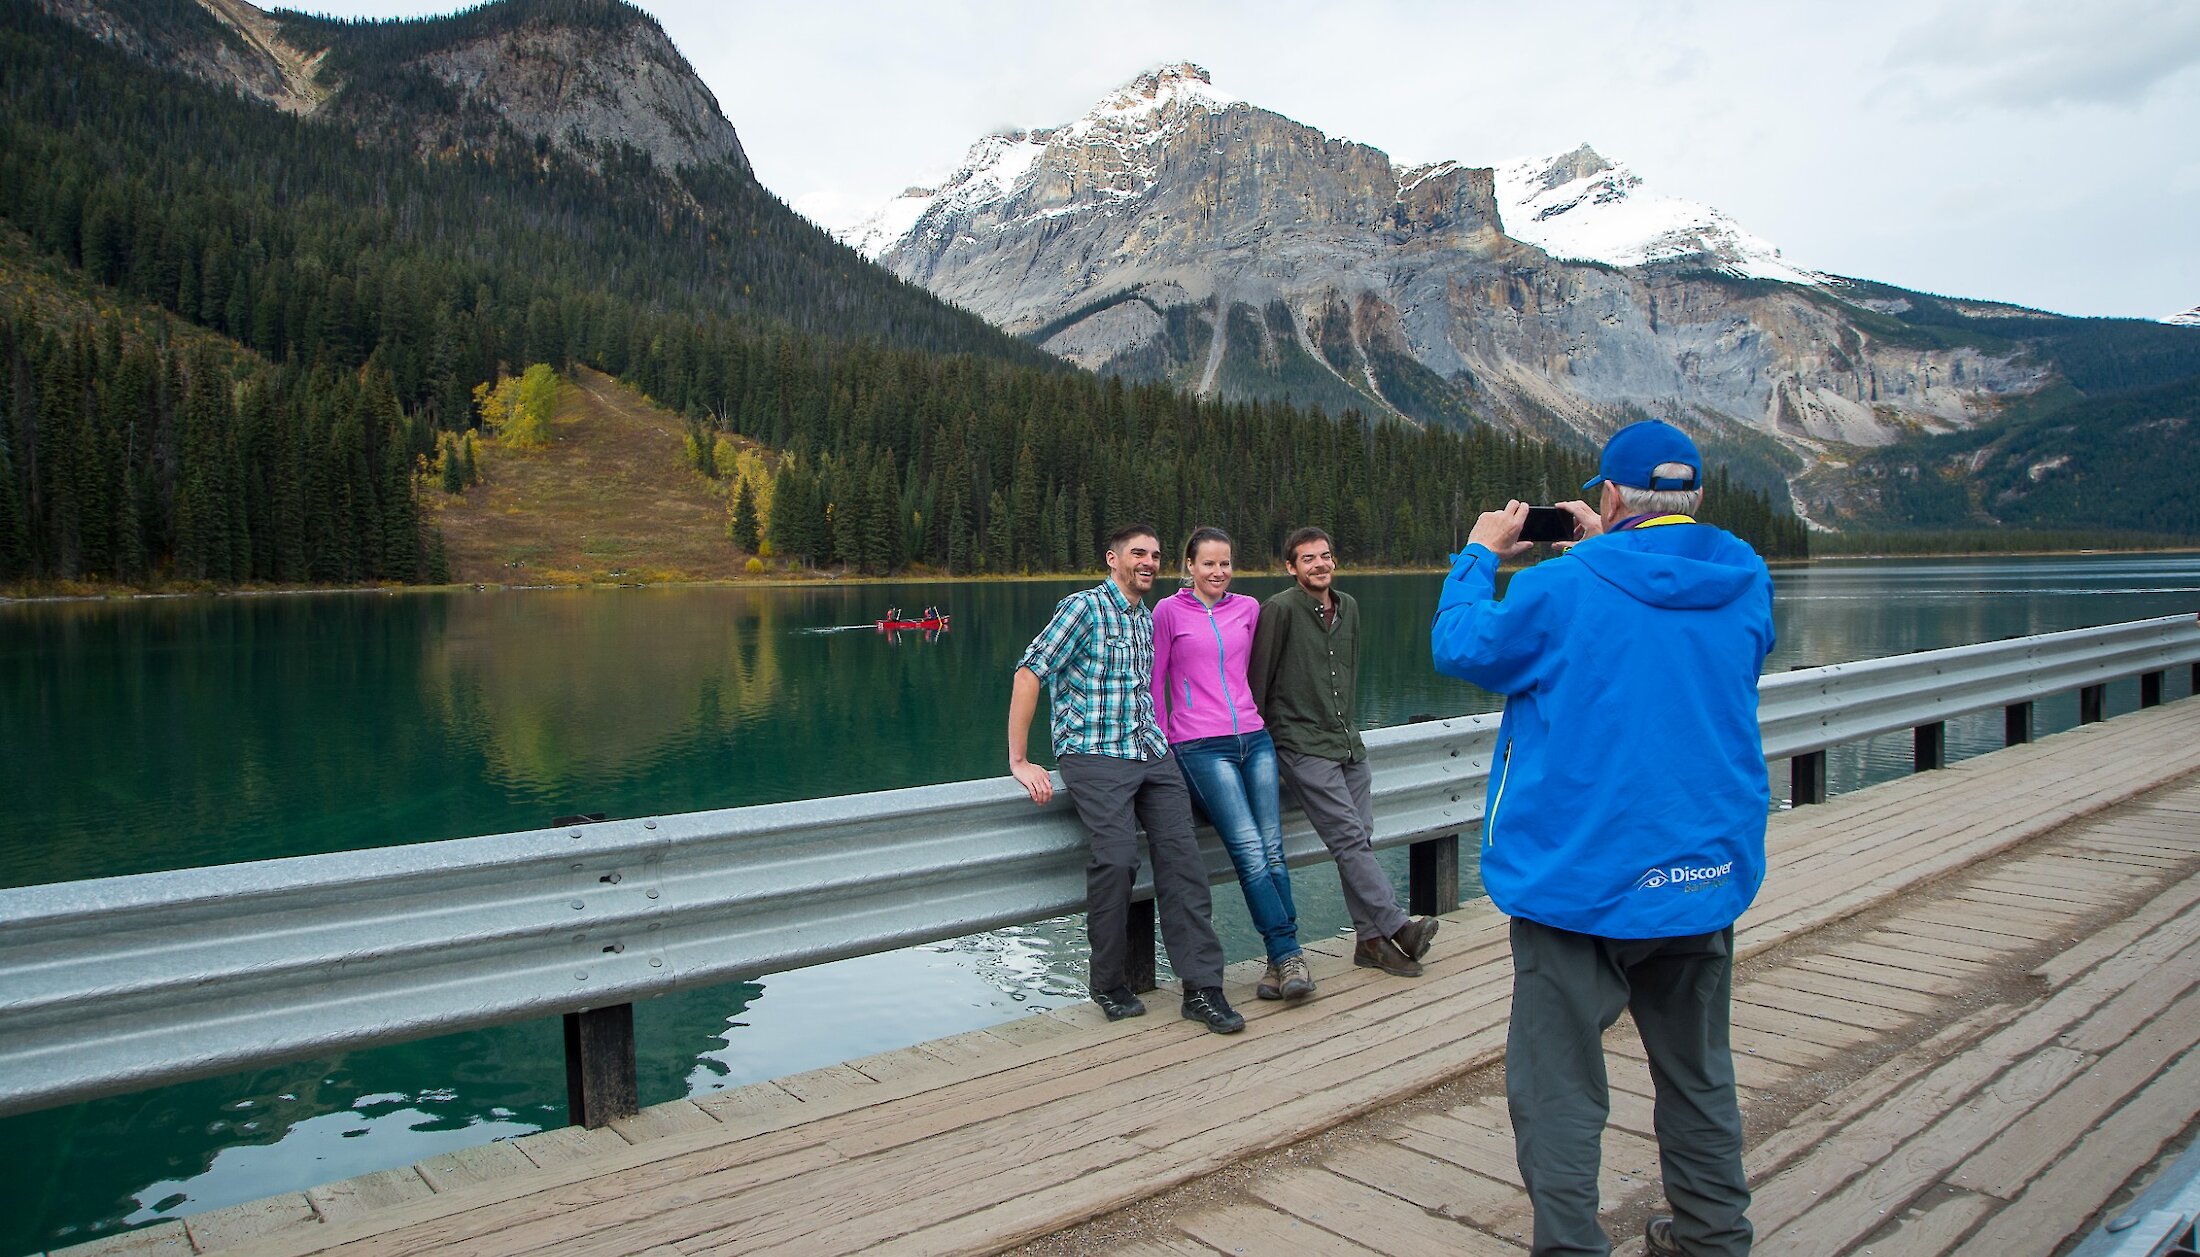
[1432,523,1775,938]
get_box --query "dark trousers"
[1277,748,1409,943]
[1507,917,1751,1257]
[1057,751,1226,993]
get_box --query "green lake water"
[4,554,2198,1252]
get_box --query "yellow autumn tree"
[472,364,558,448]
[724,446,777,549]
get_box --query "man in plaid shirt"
[1008,523,1243,1034]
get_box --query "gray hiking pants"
[1507,917,1752,1257]
[1057,751,1226,993]
[1276,748,1409,942]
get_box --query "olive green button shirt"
[1248,584,1366,763]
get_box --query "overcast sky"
[297,0,2199,320]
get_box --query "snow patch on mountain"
[2167,305,2200,327]
[1495,144,1823,285]
[842,128,1051,259]
[840,62,1237,259]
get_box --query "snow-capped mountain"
[2167,305,2200,327]
[844,63,1243,263]
[844,62,2048,457]
[1494,144,1822,285]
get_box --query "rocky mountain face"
[40,0,748,183]
[849,64,2055,492]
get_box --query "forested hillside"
[0,0,1806,589]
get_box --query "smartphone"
[1521,506,1577,544]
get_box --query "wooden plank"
[413,1141,535,1193]
[1326,1139,1522,1229]
[1742,1003,2016,1181]
[1896,901,2072,943]
[2033,869,2200,986]
[1726,1024,1831,1069]
[1249,1166,1522,1256]
[1788,953,1968,997]
[1179,1204,1385,1257]
[607,1100,721,1143]
[2056,933,2200,1054]
[1733,984,1914,1033]
[771,1064,878,1105]
[1949,1043,2200,1255]
[280,1143,844,1257]
[305,1169,434,1225]
[1098,1240,1223,1257]
[1949,984,2200,1197]
[1866,916,2057,954]
[1759,1045,2091,1255]
[1947,885,2096,920]
[845,1044,956,1085]
[701,1010,1516,1257]
[1822,941,1991,982]
[979,1012,1087,1046]
[691,1081,801,1126]
[57,1221,194,1256]
[511,1123,631,1168]
[1726,999,1876,1051]
[1752,963,1950,1018]
[182,1195,318,1252]
[1846,1188,1995,1257]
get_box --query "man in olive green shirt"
[1248,526,1438,976]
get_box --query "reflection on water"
[3,553,2196,1253]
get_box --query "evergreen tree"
[729,475,760,552]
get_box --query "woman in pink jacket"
[1152,526,1312,1002]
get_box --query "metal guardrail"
[2072,1135,2200,1256]
[1,614,2196,1120]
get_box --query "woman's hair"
[1183,526,1233,565]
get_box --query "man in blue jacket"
[1432,420,1774,1257]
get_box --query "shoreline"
[6,546,2195,605]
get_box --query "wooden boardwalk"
[67,699,2200,1257]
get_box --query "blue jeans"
[1176,730,1300,963]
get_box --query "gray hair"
[1612,462,1703,516]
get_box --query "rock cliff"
[852,63,2052,487]
[39,0,749,183]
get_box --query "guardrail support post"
[1913,721,1946,772]
[1790,751,1827,805]
[2079,684,2106,724]
[2141,671,2165,708]
[564,1004,638,1129]
[1126,898,1157,994]
[2005,701,2034,746]
[1409,834,1461,916]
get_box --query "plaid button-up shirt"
[1016,580,1170,761]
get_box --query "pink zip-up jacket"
[1150,587,1266,744]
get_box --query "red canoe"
[876,615,950,631]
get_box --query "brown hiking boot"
[1392,916,1440,961]
[1278,952,1316,1001]
[1353,935,1423,977]
[1256,962,1284,1001]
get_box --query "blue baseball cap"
[1582,420,1702,492]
